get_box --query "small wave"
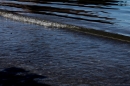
[0,9,130,42]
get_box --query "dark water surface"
[0,16,130,86]
[0,0,130,86]
[0,0,130,36]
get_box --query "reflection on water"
[0,0,130,36]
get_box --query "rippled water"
[0,0,130,37]
[1,15,130,86]
[1,1,130,86]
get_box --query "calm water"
[0,0,130,36]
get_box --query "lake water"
[0,0,130,37]
[1,13,130,86]
[0,1,130,86]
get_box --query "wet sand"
[0,16,130,86]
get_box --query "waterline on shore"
[0,9,130,42]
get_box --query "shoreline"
[0,12,130,86]
[0,9,130,43]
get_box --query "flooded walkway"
[0,16,130,86]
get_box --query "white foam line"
[0,10,130,42]
[0,10,72,28]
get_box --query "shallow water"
[0,0,130,36]
[0,1,130,85]
[0,16,130,86]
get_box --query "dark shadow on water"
[0,67,51,86]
